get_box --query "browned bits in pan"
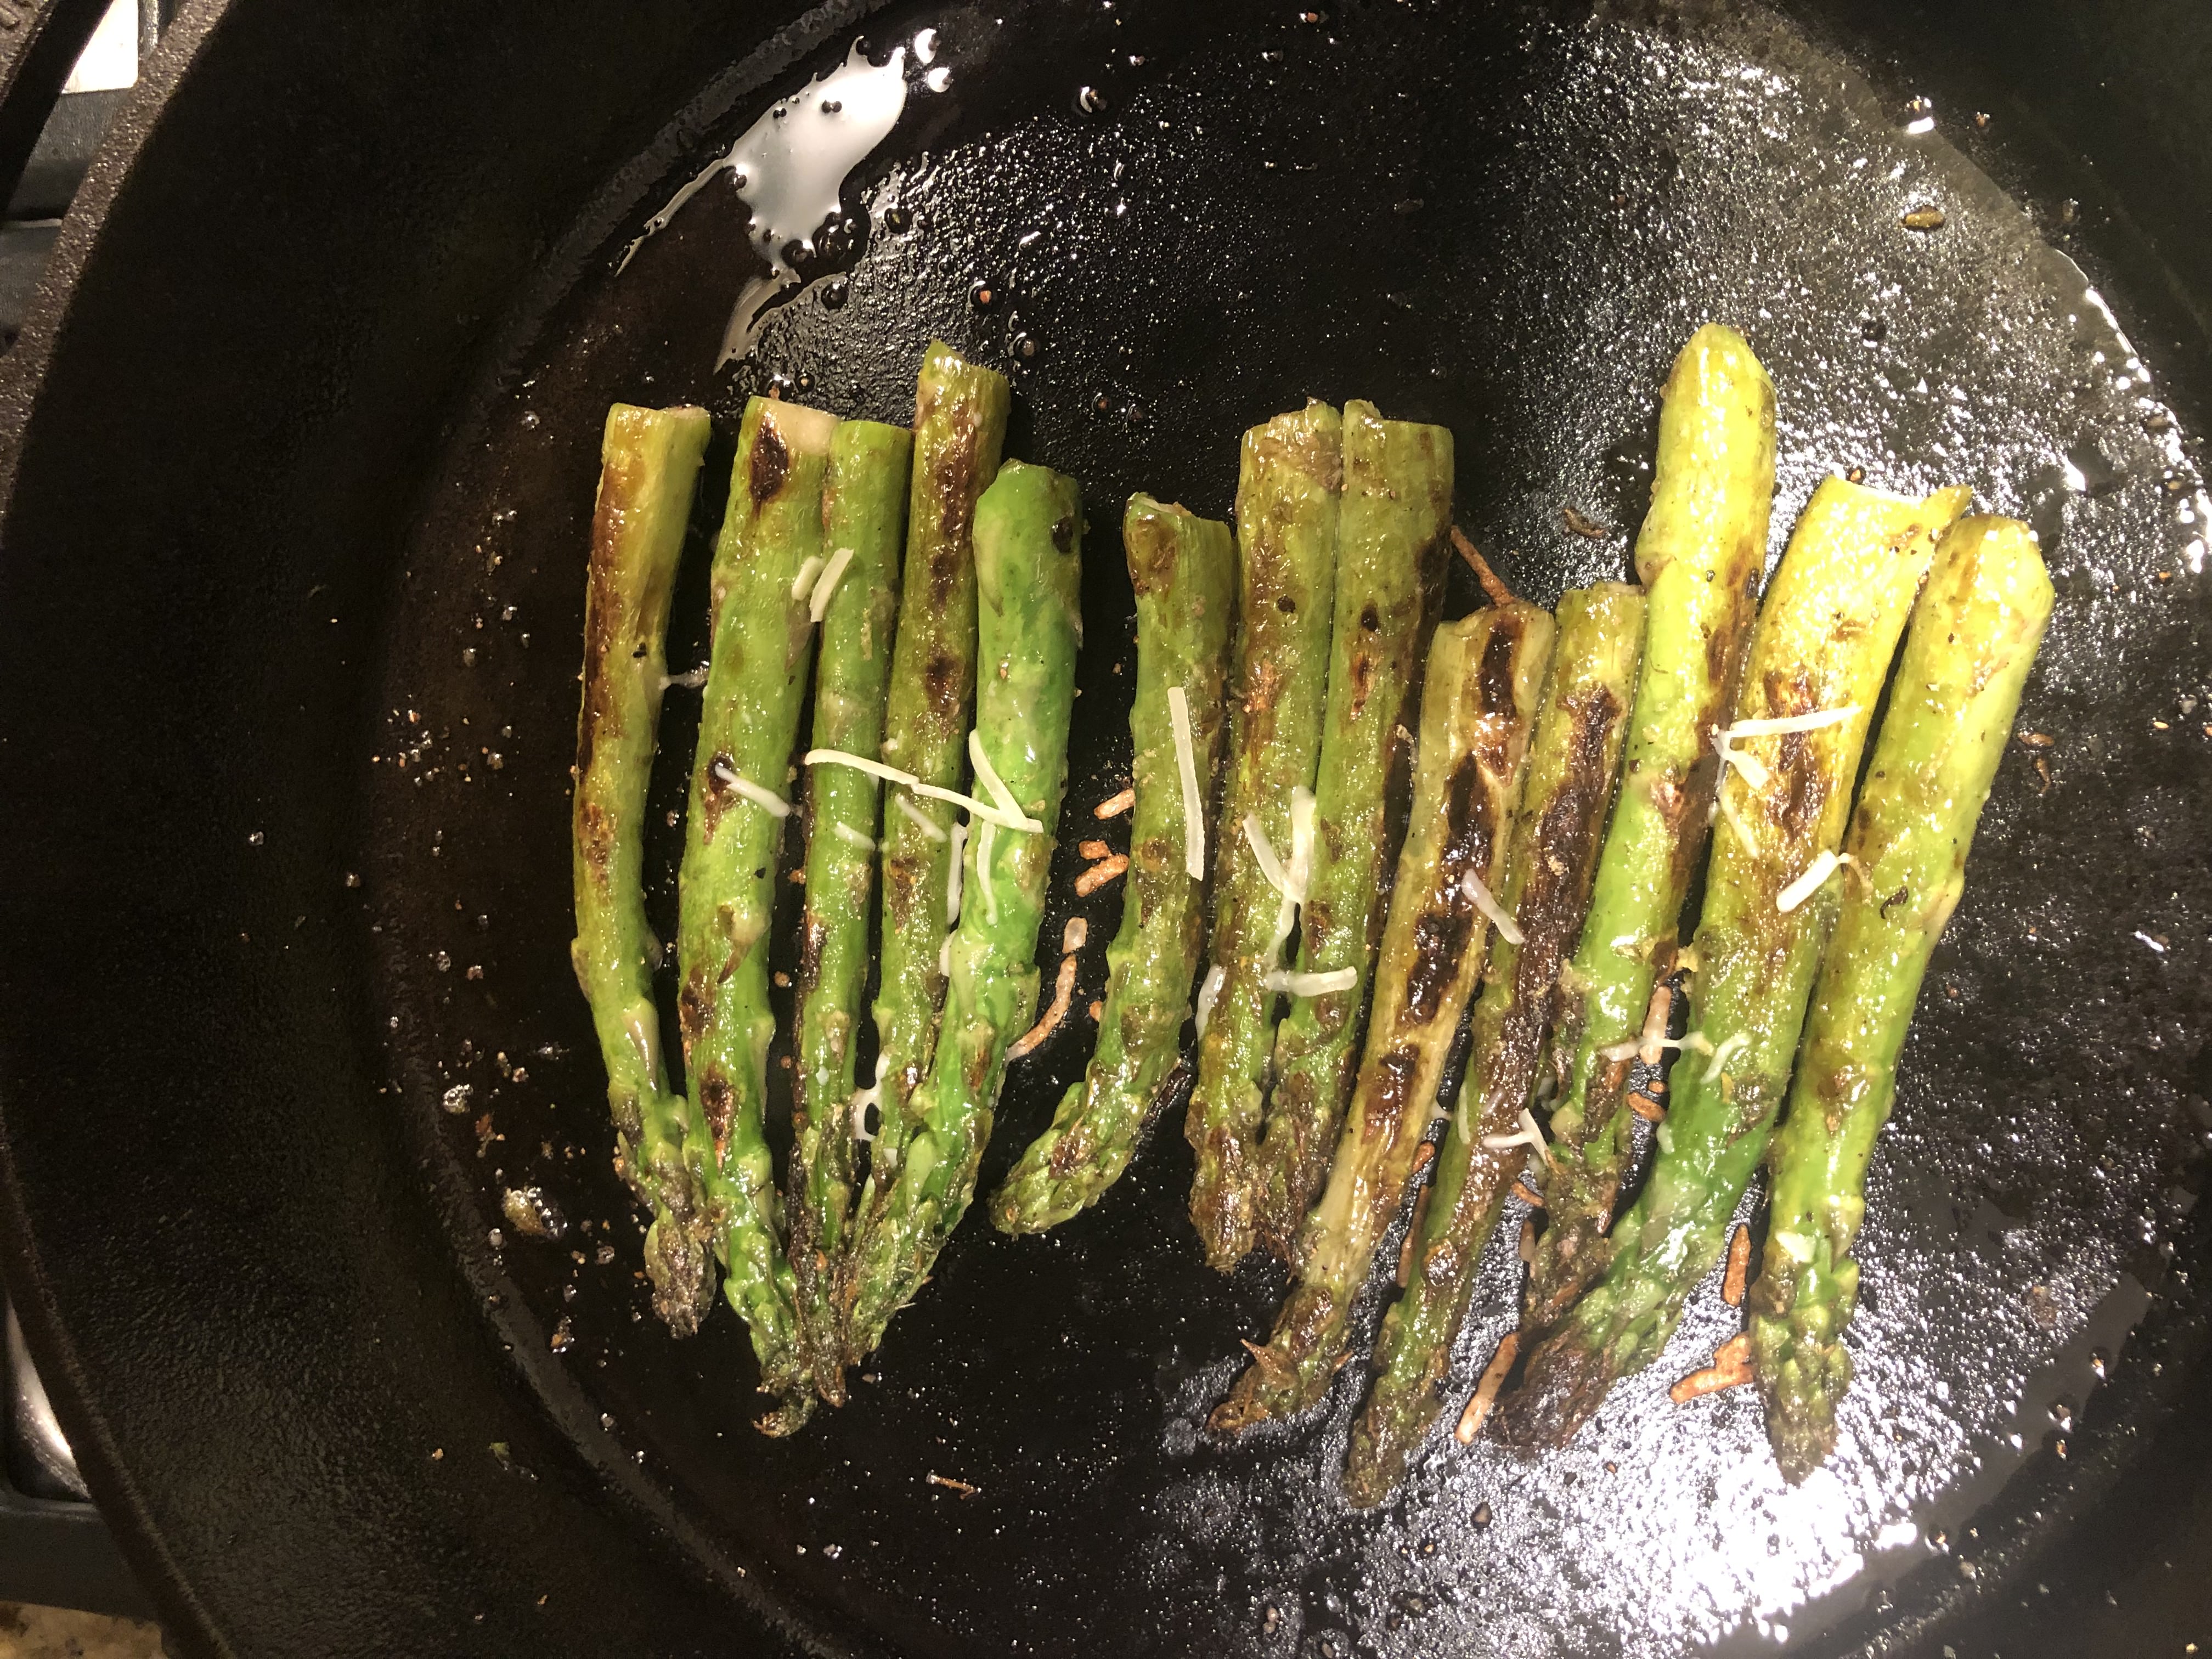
[1511,1180,1544,1208]
[1093,787,1136,819]
[1669,1333,1754,1403]
[1561,505,1612,539]
[1722,1224,1752,1307]
[1075,854,1129,896]
[1009,955,1081,1061]
[926,1471,979,1496]
[1628,1092,1666,1122]
[1448,526,1516,607]
[1456,1333,1521,1444]
[1901,204,1948,232]
[1078,839,1114,860]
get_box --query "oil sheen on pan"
[363,2,2211,1654]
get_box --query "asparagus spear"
[676,394,836,1424]
[1212,602,1553,1434]
[849,345,1011,1269]
[1186,404,1344,1271]
[1343,584,1644,1503]
[1523,324,1776,1334]
[1252,402,1452,1261]
[841,462,1084,1367]
[1496,475,1971,1448]
[572,404,715,1334]
[787,419,913,1402]
[1753,516,2051,1481]
[991,495,1234,1234]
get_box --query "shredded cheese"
[967,729,1042,831]
[790,554,826,603]
[1480,1108,1556,1170]
[1462,868,1523,946]
[1772,1229,1816,1264]
[946,821,968,924]
[1263,966,1357,997]
[849,1085,880,1143]
[1723,705,1861,741]
[661,663,709,691]
[804,747,1033,831]
[1166,685,1205,881]
[1702,1030,1751,1082]
[893,792,948,843]
[1244,812,1293,901]
[1598,1030,1716,1064]
[1194,963,1226,1037]
[832,821,876,853]
[975,819,999,926]
[713,758,792,820]
[807,546,854,623]
[1776,849,1841,913]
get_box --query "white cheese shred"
[713,758,791,820]
[1194,963,1226,1038]
[1167,685,1205,881]
[805,747,1033,832]
[1776,849,1842,913]
[661,663,709,691]
[1480,1107,1556,1170]
[1263,965,1357,997]
[790,554,826,604]
[967,729,1042,832]
[1462,868,1523,946]
[975,819,1000,927]
[1722,705,1862,741]
[1244,812,1292,900]
[1702,1030,1751,1083]
[946,821,968,925]
[807,546,854,624]
[1598,1030,1715,1064]
[893,791,948,843]
[849,1086,880,1143]
[832,821,876,853]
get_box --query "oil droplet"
[923,66,951,93]
[820,277,850,311]
[520,410,541,429]
[1077,85,1105,114]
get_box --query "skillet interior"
[0,0,2208,1655]
[370,2,2212,1654]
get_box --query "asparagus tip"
[1488,1330,1612,1451]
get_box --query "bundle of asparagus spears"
[569,323,2048,1475]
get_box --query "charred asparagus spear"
[1252,402,1452,1261]
[849,345,1011,1269]
[1496,476,1971,1449]
[787,419,913,1402]
[842,462,1084,1367]
[676,395,836,1423]
[1753,516,2051,1481]
[1212,602,1552,1434]
[572,403,714,1334]
[992,495,1234,1233]
[1342,584,1644,1503]
[1186,403,1343,1271]
[1523,324,1776,1334]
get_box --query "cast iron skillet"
[1,1,2210,1655]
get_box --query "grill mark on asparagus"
[748,419,791,505]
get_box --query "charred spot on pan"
[748,418,792,505]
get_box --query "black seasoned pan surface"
[349,1,2212,1654]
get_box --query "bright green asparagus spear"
[1252,402,1452,1262]
[676,395,836,1426]
[787,420,912,1403]
[1524,324,1775,1334]
[1753,517,2051,1481]
[572,404,714,1335]
[991,495,1233,1233]
[848,345,1011,1279]
[1343,584,1643,1503]
[841,462,1084,1367]
[1212,602,1552,1434]
[1496,476,1971,1448]
[1186,404,1344,1271]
